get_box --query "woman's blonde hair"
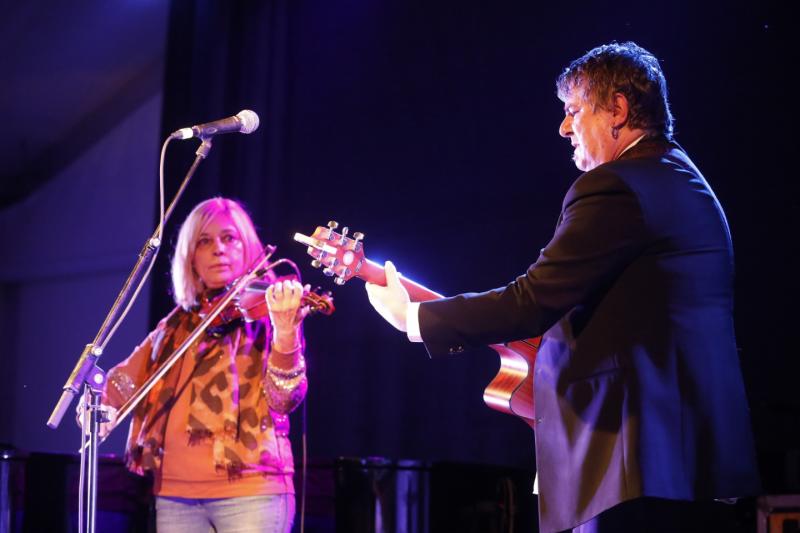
[171,198,266,310]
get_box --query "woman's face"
[192,212,246,290]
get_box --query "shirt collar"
[617,134,647,159]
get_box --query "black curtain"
[151,0,797,481]
[155,0,296,242]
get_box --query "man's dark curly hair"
[556,42,674,140]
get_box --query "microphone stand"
[46,137,213,533]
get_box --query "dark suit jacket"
[418,137,761,532]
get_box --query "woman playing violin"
[86,197,308,533]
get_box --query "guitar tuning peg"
[322,267,335,277]
[353,231,364,242]
[340,227,349,242]
[334,277,346,285]
[311,259,322,268]
[327,221,339,230]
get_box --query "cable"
[97,136,169,352]
[299,373,308,533]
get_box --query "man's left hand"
[365,260,410,332]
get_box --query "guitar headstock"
[294,221,366,286]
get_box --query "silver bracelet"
[271,342,303,355]
[267,356,306,380]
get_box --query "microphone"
[171,110,260,140]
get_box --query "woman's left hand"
[265,279,308,349]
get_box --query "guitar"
[294,222,539,428]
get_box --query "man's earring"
[611,126,620,140]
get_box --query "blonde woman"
[91,198,306,532]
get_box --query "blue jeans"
[155,494,295,533]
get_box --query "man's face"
[558,88,616,172]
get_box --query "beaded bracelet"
[266,372,307,393]
[267,355,306,380]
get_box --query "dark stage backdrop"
[149,0,796,481]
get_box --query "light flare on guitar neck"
[294,232,337,255]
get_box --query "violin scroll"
[299,288,335,316]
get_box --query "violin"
[199,276,334,335]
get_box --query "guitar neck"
[295,225,538,429]
[358,259,444,302]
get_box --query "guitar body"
[295,224,539,429]
[484,340,538,428]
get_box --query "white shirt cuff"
[406,302,422,342]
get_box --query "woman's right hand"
[75,399,118,439]
[266,279,309,350]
